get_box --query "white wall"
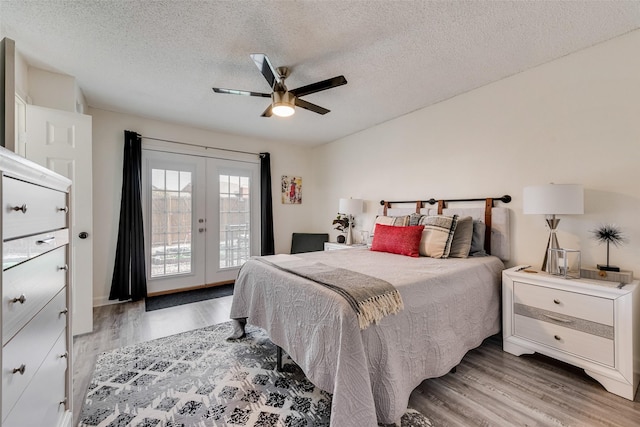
[28,67,76,112]
[14,49,28,100]
[311,30,640,276]
[90,108,315,305]
[13,56,88,113]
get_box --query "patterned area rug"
[79,322,432,427]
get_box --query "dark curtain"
[260,152,275,255]
[109,130,147,301]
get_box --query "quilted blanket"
[255,256,403,329]
[230,249,504,427]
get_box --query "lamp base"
[541,216,561,273]
[597,264,620,272]
[346,216,353,245]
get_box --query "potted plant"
[332,214,352,244]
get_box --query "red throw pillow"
[371,224,424,257]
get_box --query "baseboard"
[93,280,235,305]
[93,295,124,307]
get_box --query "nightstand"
[502,266,639,400]
[324,242,367,251]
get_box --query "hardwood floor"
[72,295,234,425]
[73,297,640,426]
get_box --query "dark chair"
[290,233,329,254]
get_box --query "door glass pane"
[151,168,193,277]
[219,173,251,268]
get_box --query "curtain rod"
[139,135,262,157]
[380,195,512,205]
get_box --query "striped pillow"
[374,215,410,227]
[417,215,458,258]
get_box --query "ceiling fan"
[212,53,347,118]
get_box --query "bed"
[230,199,510,426]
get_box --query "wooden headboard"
[378,195,512,261]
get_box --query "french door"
[141,150,260,294]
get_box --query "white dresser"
[503,266,639,400]
[0,147,73,427]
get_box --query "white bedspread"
[230,249,504,426]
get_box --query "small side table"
[502,266,639,400]
[324,242,367,251]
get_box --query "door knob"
[79,232,89,239]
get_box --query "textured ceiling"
[1,1,639,146]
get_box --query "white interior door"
[142,150,260,293]
[25,104,93,336]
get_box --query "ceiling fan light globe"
[272,104,295,117]
[272,91,296,117]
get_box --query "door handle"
[79,232,89,239]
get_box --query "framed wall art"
[281,175,302,204]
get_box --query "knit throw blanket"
[256,257,404,329]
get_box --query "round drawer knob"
[554,335,562,341]
[59,351,69,359]
[12,364,26,375]
[58,206,69,213]
[58,264,69,271]
[59,307,69,316]
[12,204,27,213]
[10,294,27,304]
[553,299,561,305]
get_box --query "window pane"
[152,169,165,191]
[166,170,179,191]
[150,168,192,277]
[220,173,251,269]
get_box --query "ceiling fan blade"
[261,104,273,117]
[212,87,271,97]
[295,98,330,115]
[290,75,347,97]
[250,53,280,90]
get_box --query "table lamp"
[338,198,363,245]
[523,184,584,272]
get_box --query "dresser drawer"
[2,246,68,344]
[2,289,67,416]
[2,176,68,240]
[2,330,68,426]
[514,314,614,366]
[514,281,613,326]
[2,229,69,270]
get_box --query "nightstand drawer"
[514,315,614,366]
[514,281,613,326]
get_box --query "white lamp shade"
[339,198,363,215]
[523,184,584,215]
